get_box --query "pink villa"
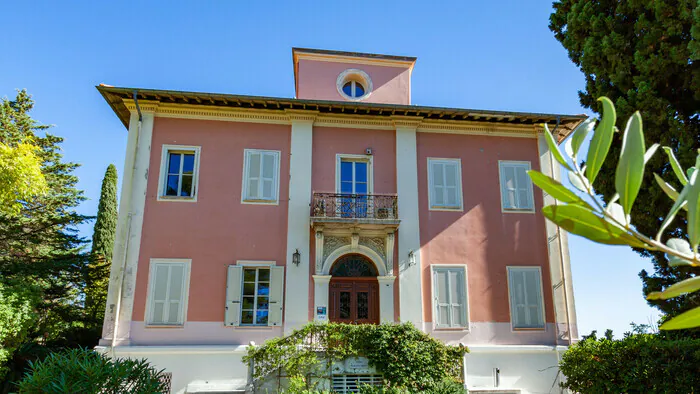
[96,48,582,393]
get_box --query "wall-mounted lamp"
[408,250,416,266]
[293,249,301,266]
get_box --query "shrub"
[17,348,169,394]
[559,333,700,393]
[244,322,467,392]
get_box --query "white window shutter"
[434,269,449,328]
[509,268,527,328]
[515,165,533,210]
[524,269,544,328]
[151,264,170,324]
[267,266,284,327]
[431,161,445,206]
[167,264,185,324]
[261,153,277,200]
[444,162,458,206]
[247,152,261,199]
[225,265,243,326]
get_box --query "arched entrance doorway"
[329,254,379,324]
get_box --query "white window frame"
[241,149,281,205]
[506,266,546,331]
[431,264,470,330]
[335,154,374,194]
[157,145,201,202]
[427,158,463,211]
[498,160,535,213]
[145,258,191,327]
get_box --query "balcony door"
[328,254,379,324]
[338,157,371,218]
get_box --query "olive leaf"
[665,238,694,267]
[663,147,688,185]
[685,154,700,250]
[527,170,589,206]
[544,123,571,171]
[542,204,644,247]
[653,173,680,202]
[646,276,700,300]
[644,143,659,164]
[659,306,700,330]
[570,117,596,159]
[586,97,616,184]
[568,171,588,192]
[615,111,645,218]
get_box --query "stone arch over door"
[321,245,387,276]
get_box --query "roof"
[292,47,417,63]
[96,85,586,142]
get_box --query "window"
[336,155,372,218]
[507,267,545,329]
[332,374,383,393]
[146,259,191,326]
[225,264,284,327]
[158,145,201,201]
[499,161,534,212]
[432,266,469,329]
[428,158,463,210]
[336,69,373,101]
[242,149,280,203]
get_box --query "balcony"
[310,193,400,230]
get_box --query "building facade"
[96,48,583,394]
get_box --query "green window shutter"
[246,151,261,200]
[225,265,243,326]
[267,266,285,327]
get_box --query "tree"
[0,90,89,391]
[0,140,47,215]
[549,0,700,318]
[85,164,118,332]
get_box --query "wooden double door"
[329,278,379,324]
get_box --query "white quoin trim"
[283,116,315,334]
[321,245,387,277]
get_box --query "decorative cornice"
[284,109,318,124]
[418,119,538,139]
[315,114,394,130]
[126,100,289,125]
[294,52,415,69]
[123,99,160,114]
[391,115,423,130]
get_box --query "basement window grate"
[332,374,383,393]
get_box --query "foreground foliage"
[244,322,467,392]
[550,0,700,320]
[529,97,700,330]
[17,348,168,394]
[559,332,700,393]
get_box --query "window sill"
[433,326,470,332]
[157,195,198,203]
[429,206,463,212]
[241,199,279,206]
[144,323,185,329]
[512,327,546,332]
[501,208,535,214]
[231,325,276,330]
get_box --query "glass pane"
[341,181,353,194]
[506,190,517,208]
[241,310,254,324]
[243,282,256,296]
[355,83,365,97]
[256,310,269,325]
[242,297,254,309]
[257,296,269,310]
[154,265,169,300]
[262,154,275,178]
[432,163,444,186]
[342,82,353,96]
[505,166,516,189]
[355,182,367,195]
[257,283,270,296]
[525,270,540,305]
[445,164,457,187]
[355,162,367,182]
[167,301,180,323]
[357,292,368,319]
[436,270,448,303]
[341,161,352,183]
[182,154,195,174]
[449,270,461,303]
[152,302,164,324]
[258,269,270,282]
[262,180,273,199]
[168,153,181,174]
[180,175,193,197]
[515,305,527,327]
[339,292,351,319]
[517,190,530,209]
[249,153,261,177]
[168,265,184,301]
[166,175,179,196]
[243,269,256,282]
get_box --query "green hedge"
[560,333,700,393]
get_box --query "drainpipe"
[111,91,143,356]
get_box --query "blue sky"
[0,0,659,336]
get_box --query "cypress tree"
[86,164,118,329]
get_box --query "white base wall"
[96,346,250,394]
[465,346,568,394]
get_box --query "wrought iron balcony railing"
[311,193,398,220]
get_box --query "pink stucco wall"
[132,118,291,324]
[416,133,555,325]
[296,59,411,105]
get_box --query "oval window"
[342,80,366,98]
